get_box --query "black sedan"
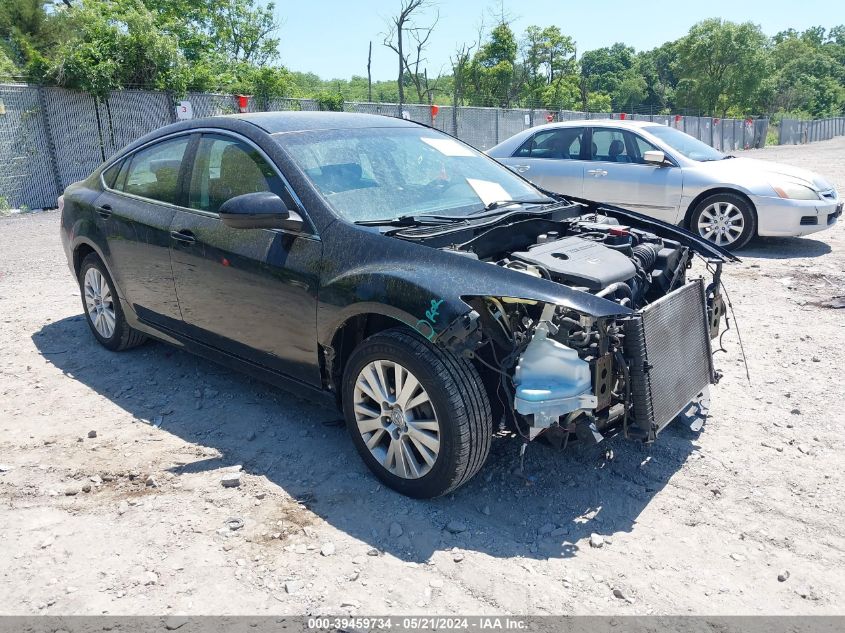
[60,112,733,498]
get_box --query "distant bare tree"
[367,40,372,102]
[450,41,475,132]
[383,0,435,109]
[403,8,440,104]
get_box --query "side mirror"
[643,150,668,166]
[218,191,304,231]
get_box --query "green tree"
[763,27,845,116]
[521,25,576,107]
[47,0,187,97]
[467,21,518,107]
[672,19,768,116]
[0,46,17,77]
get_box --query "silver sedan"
[487,120,841,249]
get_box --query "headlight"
[771,180,820,200]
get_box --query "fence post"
[36,86,64,198]
[165,92,178,123]
[495,108,500,145]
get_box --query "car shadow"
[33,315,702,562]
[741,235,832,259]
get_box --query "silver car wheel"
[353,359,440,479]
[697,202,745,246]
[83,267,116,339]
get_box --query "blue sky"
[276,0,845,81]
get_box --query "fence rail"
[779,117,845,145]
[0,83,791,211]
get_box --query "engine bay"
[403,211,723,445]
[438,214,692,311]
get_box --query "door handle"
[96,204,112,219]
[170,229,196,245]
[513,164,530,173]
[587,169,608,177]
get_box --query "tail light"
[57,195,64,214]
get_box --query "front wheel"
[690,193,757,250]
[342,328,492,498]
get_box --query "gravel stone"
[221,473,241,488]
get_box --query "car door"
[92,134,193,329]
[168,132,322,385]
[498,127,586,196]
[581,127,683,223]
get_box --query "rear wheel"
[78,253,146,351]
[690,193,756,250]
[342,328,491,498]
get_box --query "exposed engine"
[433,212,718,446]
[498,217,691,310]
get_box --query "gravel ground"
[1,138,844,616]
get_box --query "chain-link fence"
[0,83,795,212]
[779,117,845,145]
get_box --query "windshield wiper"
[355,214,468,227]
[480,198,554,212]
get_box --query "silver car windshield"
[645,125,725,162]
[275,127,548,222]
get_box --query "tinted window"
[189,135,286,213]
[514,128,584,159]
[120,137,190,204]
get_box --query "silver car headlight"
[771,180,820,201]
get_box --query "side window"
[514,128,585,160]
[102,161,122,188]
[627,132,662,164]
[189,135,288,213]
[590,129,629,162]
[120,137,190,204]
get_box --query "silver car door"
[582,128,683,223]
[498,127,586,196]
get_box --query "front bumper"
[752,194,841,237]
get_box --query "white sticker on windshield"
[421,136,475,156]
[466,178,510,207]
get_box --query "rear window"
[514,128,585,160]
[116,136,190,205]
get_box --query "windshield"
[644,125,725,162]
[274,127,548,222]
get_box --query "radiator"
[623,279,715,439]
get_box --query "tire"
[78,253,146,351]
[342,328,492,498]
[689,192,757,250]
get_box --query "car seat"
[608,139,631,163]
[211,145,271,210]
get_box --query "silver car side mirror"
[643,150,667,166]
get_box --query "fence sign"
[175,101,193,120]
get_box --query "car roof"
[543,119,662,130]
[226,111,420,134]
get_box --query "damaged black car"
[59,112,735,498]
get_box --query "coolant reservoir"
[513,325,596,426]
